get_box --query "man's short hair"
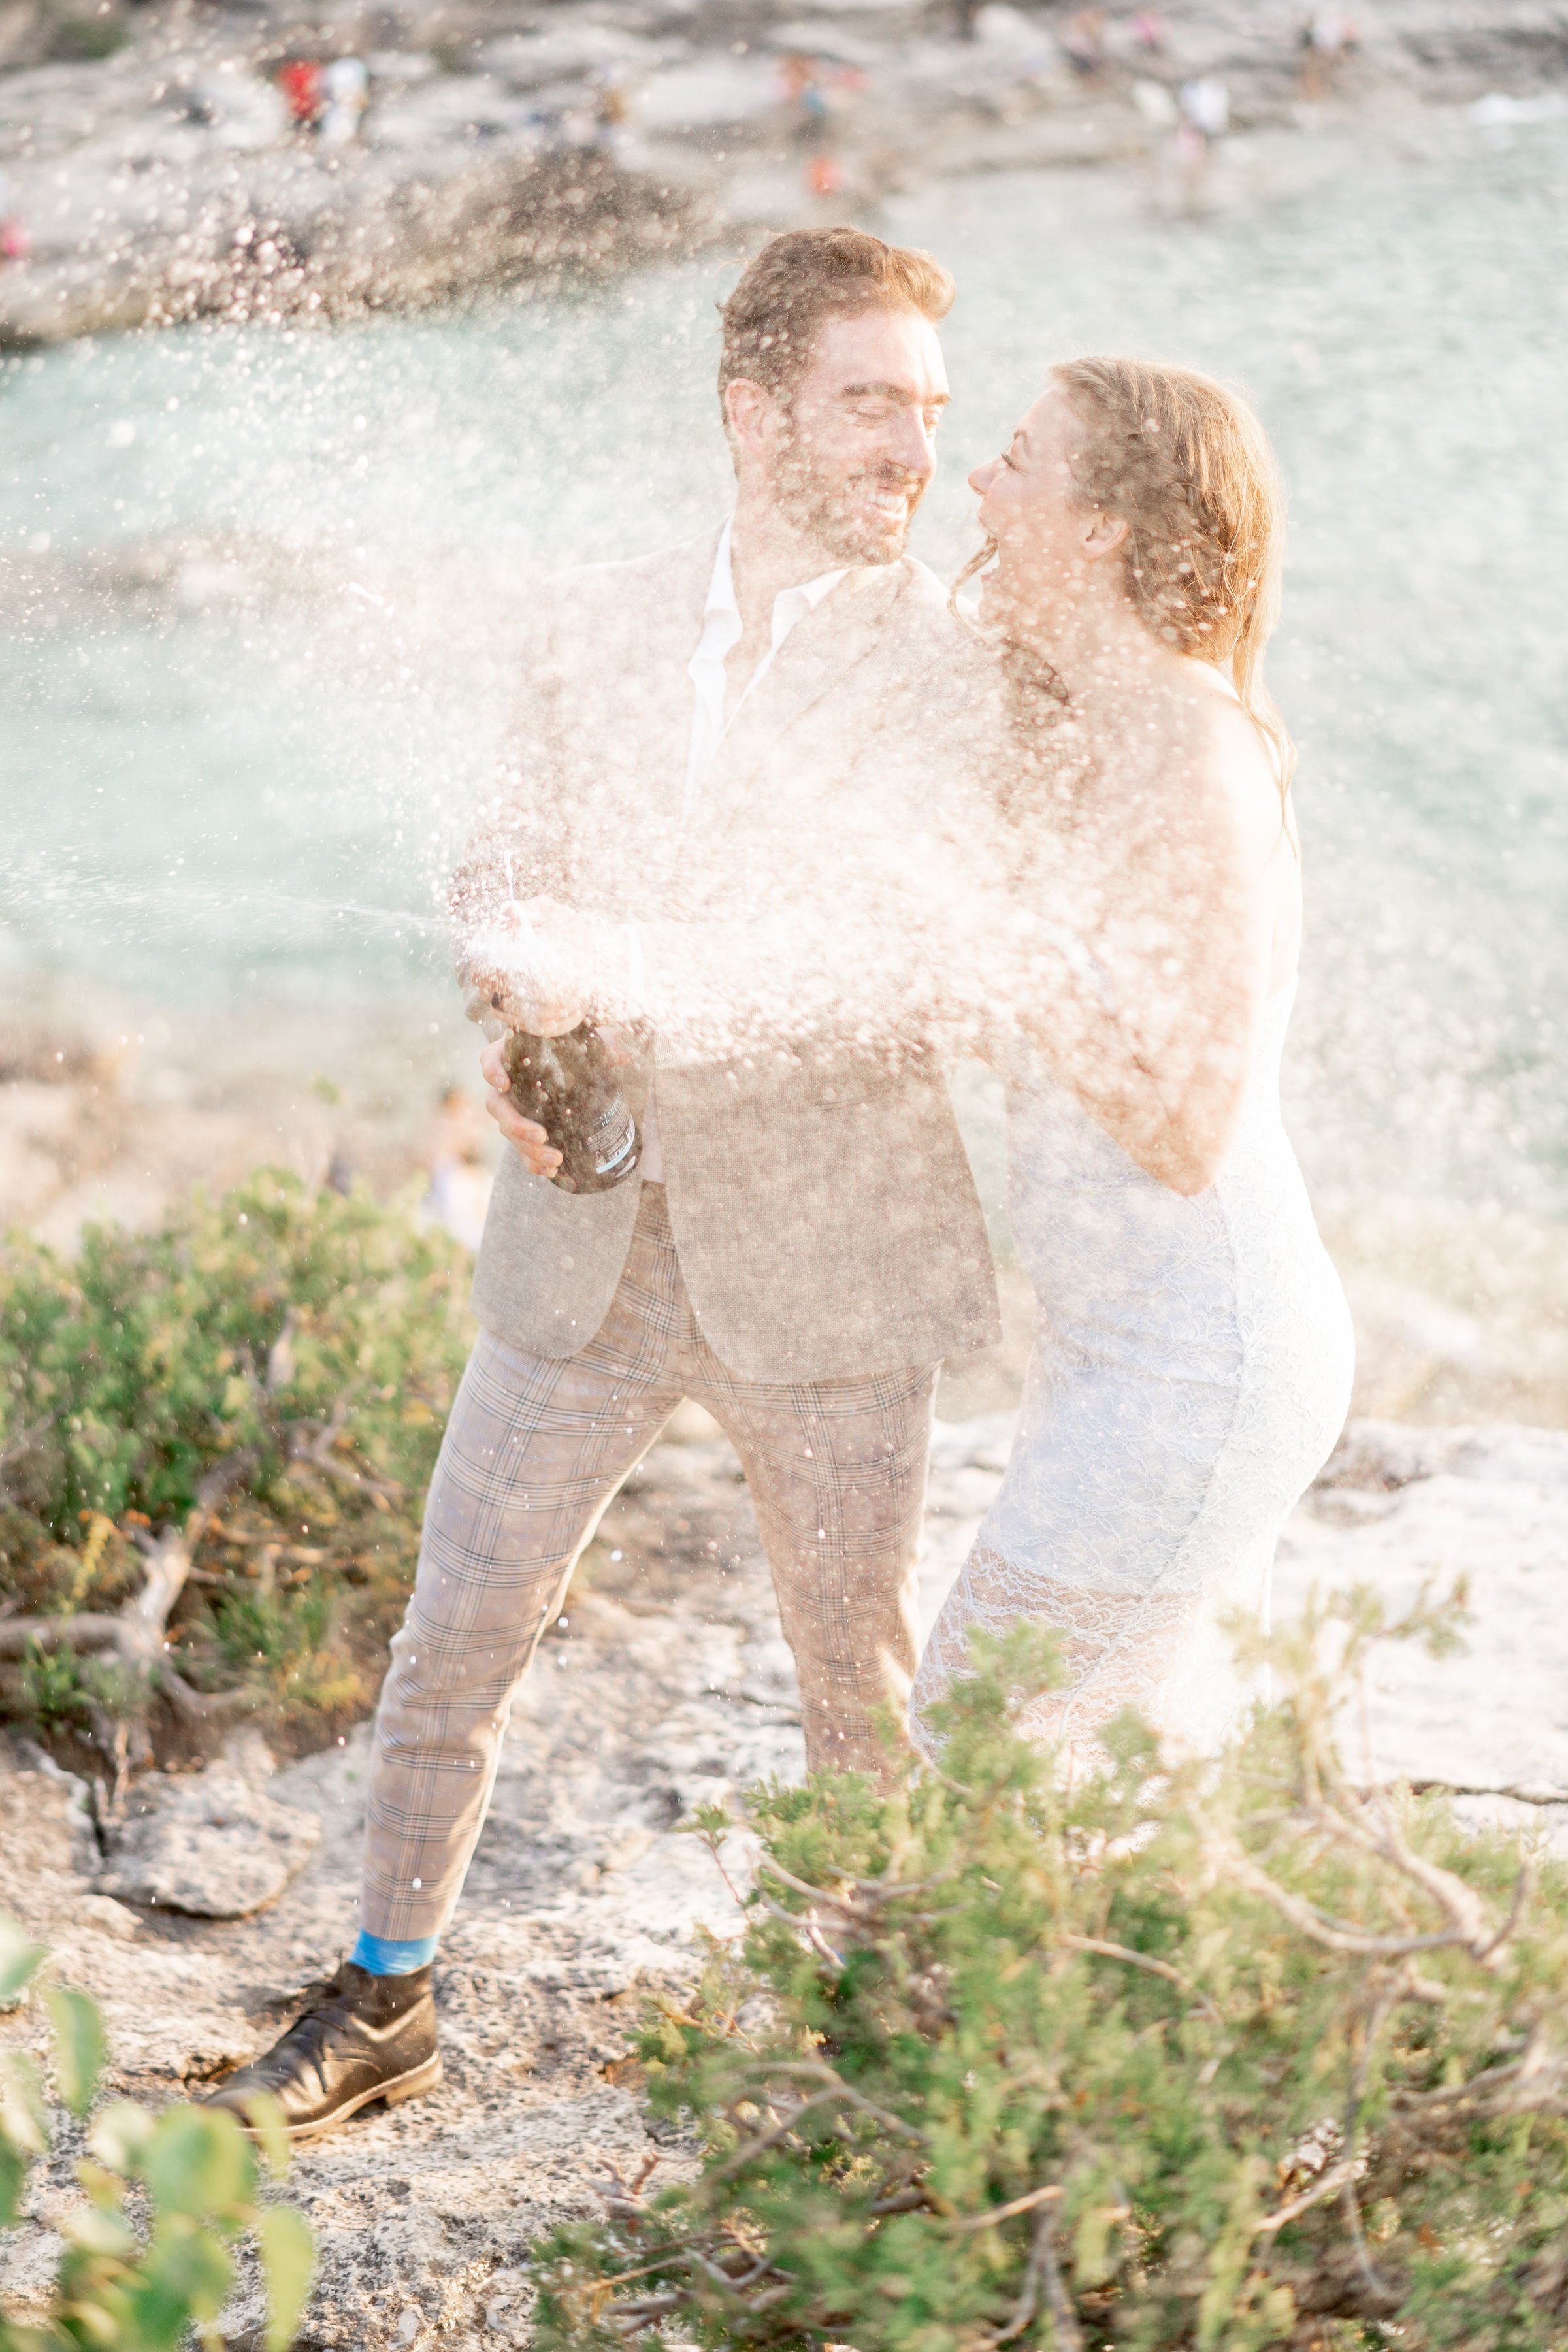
[717,227,954,412]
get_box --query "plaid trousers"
[363,1184,938,1944]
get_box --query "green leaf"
[76,2157,129,2213]
[59,2201,139,2259]
[0,1914,46,2010]
[683,1802,732,1840]
[47,1985,107,2117]
[140,2104,253,2219]
[257,2202,317,2350]
[0,2050,50,2215]
[123,2212,235,2345]
[88,2098,155,2176]
[0,2320,63,2352]
[229,2087,291,2183]
[0,2133,32,2233]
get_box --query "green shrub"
[0,1171,472,1747]
[0,1918,313,2349]
[46,16,129,59]
[534,1596,1568,2352]
[15,1643,90,1737]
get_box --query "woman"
[911,357,1354,1765]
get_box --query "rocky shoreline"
[1,1406,1566,2345]
[1,0,1566,345]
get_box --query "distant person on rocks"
[1179,74,1229,140]
[318,54,369,146]
[1299,8,1358,98]
[589,66,634,155]
[780,50,831,143]
[204,227,1007,2144]
[1174,74,1228,201]
[1062,8,1108,77]
[278,56,324,132]
[0,173,28,263]
[421,1083,494,1254]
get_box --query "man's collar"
[704,516,738,622]
[781,564,848,616]
[715,512,852,624]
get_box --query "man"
[208,227,1002,2142]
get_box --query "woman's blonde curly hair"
[1054,355,1295,791]
[956,357,1295,798]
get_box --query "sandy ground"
[2,1405,1566,2345]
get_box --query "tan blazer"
[459,525,1004,1384]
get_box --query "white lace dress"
[912,977,1354,1759]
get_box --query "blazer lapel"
[611,525,721,809]
[689,563,906,858]
[557,525,719,896]
[631,526,722,769]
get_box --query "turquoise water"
[3,116,1566,1213]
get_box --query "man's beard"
[768,442,924,568]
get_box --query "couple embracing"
[210,227,1354,2142]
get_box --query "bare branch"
[1252,2155,1363,2238]
[286,1411,401,1503]
[0,1451,260,1755]
[1207,1828,1492,1961]
[947,2183,1064,2234]
[1307,1784,1509,1966]
[1388,2023,1564,2123]
[0,1611,128,1659]
[1339,2177,1399,2311]
[1036,2206,1084,2352]
[706,2090,839,2181]
[156,1665,252,1724]
[983,2195,1081,2352]
[1059,1935,1221,2023]
[736,2060,928,2145]
[757,1855,874,1916]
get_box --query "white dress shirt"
[683,517,846,816]
[638,520,847,1183]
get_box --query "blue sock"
[351,1930,438,1976]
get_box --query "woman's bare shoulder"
[1064,672,1282,912]
[1161,669,1290,863]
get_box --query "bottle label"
[589,1100,638,1177]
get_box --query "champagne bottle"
[501,1024,640,1195]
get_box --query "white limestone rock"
[99,1765,323,1917]
[1278,1417,1568,1807]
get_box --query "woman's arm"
[1009,693,1285,1194]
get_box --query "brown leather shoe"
[204,1961,440,2143]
